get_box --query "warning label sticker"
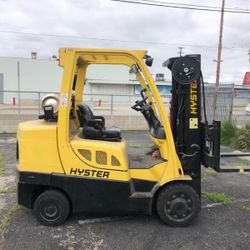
[61,93,68,107]
[189,118,198,129]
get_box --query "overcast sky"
[0,0,249,83]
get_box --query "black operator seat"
[77,103,121,141]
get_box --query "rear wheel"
[156,183,200,227]
[34,190,70,226]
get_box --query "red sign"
[243,72,250,86]
[31,52,37,59]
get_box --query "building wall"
[0,57,171,104]
[234,87,250,106]
[0,73,3,104]
[0,57,63,103]
[87,64,130,82]
[0,58,62,91]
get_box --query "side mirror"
[144,55,153,67]
[131,64,139,74]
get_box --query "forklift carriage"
[17,48,220,226]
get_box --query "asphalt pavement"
[0,131,250,250]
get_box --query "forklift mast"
[163,55,221,194]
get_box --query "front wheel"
[156,183,200,227]
[34,190,70,226]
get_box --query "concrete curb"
[0,114,148,133]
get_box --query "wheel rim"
[164,192,193,222]
[40,203,60,222]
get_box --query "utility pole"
[213,0,225,120]
[177,47,184,57]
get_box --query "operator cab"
[38,52,169,171]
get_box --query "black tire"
[156,183,200,227]
[34,190,70,226]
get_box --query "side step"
[130,192,153,199]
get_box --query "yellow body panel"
[17,120,63,174]
[130,161,190,184]
[60,134,131,182]
[70,134,129,171]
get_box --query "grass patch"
[202,191,233,205]
[0,189,15,194]
[0,153,4,175]
[239,205,250,212]
[0,203,19,231]
[201,169,216,182]
[202,189,250,212]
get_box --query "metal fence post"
[229,85,234,122]
[111,94,113,115]
[17,61,20,115]
[38,92,41,114]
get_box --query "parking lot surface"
[0,132,250,250]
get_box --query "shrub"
[238,127,250,152]
[221,121,237,145]
[221,122,250,152]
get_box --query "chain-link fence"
[204,84,235,123]
[0,90,171,116]
[232,87,250,126]
[1,86,249,126]
[204,84,250,126]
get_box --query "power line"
[0,29,212,47]
[112,0,250,14]
[141,0,250,12]
[113,0,250,13]
[0,29,248,50]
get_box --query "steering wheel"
[131,96,148,111]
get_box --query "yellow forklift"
[17,48,221,226]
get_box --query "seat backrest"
[77,104,94,127]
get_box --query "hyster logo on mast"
[190,81,198,115]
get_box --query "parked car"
[245,103,250,114]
